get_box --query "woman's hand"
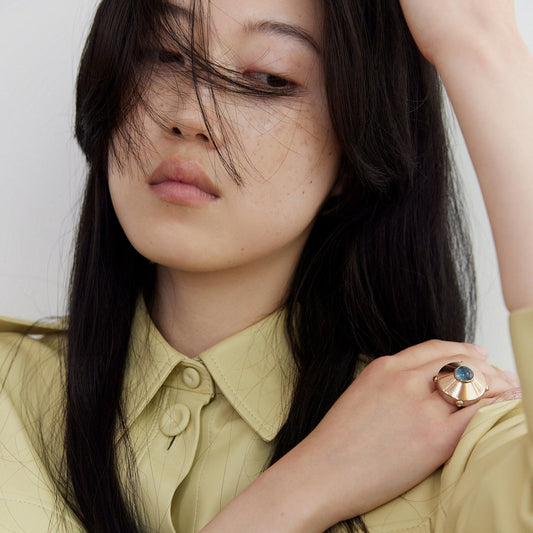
[201,340,519,533]
[398,0,518,66]
[292,340,519,526]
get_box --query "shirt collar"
[199,309,294,441]
[122,297,187,426]
[123,297,296,442]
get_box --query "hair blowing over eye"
[49,0,478,531]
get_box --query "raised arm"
[199,4,531,532]
[399,0,533,311]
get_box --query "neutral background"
[1,1,532,371]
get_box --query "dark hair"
[58,0,476,531]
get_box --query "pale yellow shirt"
[0,301,532,533]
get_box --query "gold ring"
[433,362,489,408]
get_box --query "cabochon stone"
[455,365,474,382]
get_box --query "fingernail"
[474,344,489,356]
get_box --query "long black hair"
[59,0,476,531]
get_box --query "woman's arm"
[399,0,533,311]
[201,4,531,531]
[200,341,517,532]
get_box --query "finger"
[422,354,511,385]
[441,389,515,435]
[503,370,520,387]
[492,367,520,388]
[484,374,518,399]
[472,364,519,393]
[426,359,520,413]
[421,354,491,383]
[395,339,489,368]
[420,357,510,407]
[487,387,522,403]
[451,387,522,427]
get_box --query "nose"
[168,91,218,149]
[172,123,211,144]
[171,123,211,144]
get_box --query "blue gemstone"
[455,366,474,382]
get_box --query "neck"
[151,253,298,357]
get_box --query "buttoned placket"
[135,359,215,533]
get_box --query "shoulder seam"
[0,317,65,334]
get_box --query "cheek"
[107,155,148,249]
[236,100,339,187]
[108,157,133,213]
[234,142,340,249]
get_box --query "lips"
[148,158,220,206]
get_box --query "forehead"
[170,0,323,44]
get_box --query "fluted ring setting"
[433,362,489,408]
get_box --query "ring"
[433,362,489,408]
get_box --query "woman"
[0,0,531,532]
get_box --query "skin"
[109,0,531,530]
[109,0,340,356]
[399,0,533,311]
[201,0,532,530]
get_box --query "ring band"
[433,362,489,408]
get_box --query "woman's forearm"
[399,1,533,311]
[198,443,335,533]
[199,340,519,532]
[436,29,533,311]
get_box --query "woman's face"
[109,0,341,276]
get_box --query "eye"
[157,49,185,65]
[244,71,295,89]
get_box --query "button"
[159,404,191,437]
[181,367,201,389]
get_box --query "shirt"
[0,300,532,533]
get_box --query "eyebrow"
[168,4,198,22]
[243,20,321,55]
[167,4,320,55]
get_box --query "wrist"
[432,24,527,77]
[199,447,337,533]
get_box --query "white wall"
[0,0,98,318]
[1,1,532,371]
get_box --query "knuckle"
[424,339,449,351]
[368,354,394,372]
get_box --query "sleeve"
[436,307,533,533]
[0,323,82,533]
[0,391,73,532]
[510,308,533,438]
